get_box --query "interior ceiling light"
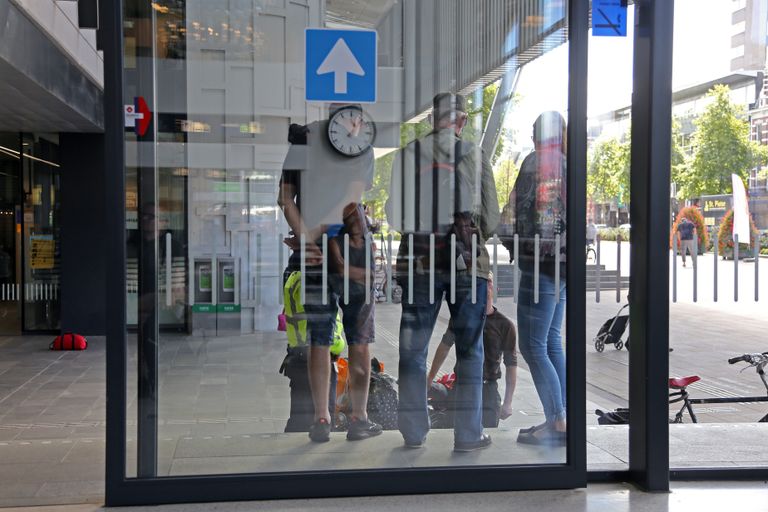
[0,145,60,168]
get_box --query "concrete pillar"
[59,132,106,335]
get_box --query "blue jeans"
[517,270,567,423]
[398,273,487,444]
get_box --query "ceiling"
[325,0,397,28]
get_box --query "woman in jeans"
[512,111,567,446]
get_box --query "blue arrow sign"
[593,0,628,37]
[305,28,377,103]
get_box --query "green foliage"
[670,206,708,251]
[597,227,629,242]
[670,117,686,168]
[493,159,518,209]
[587,136,630,205]
[670,117,690,196]
[716,208,759,258]
[463,82,508,164]
[679,85,766,198]
[364,152,395,229]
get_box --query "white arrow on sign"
[316,38,365,94]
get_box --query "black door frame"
[104,0,588,505]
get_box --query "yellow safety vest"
[283,271,346,356]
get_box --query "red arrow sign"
[135,96,152,137]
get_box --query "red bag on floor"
[50,333,88,350]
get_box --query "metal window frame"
[104,0,589,505]
[627,0,674,492]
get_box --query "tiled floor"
[1,294,768,506]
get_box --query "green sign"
[214,182,242,193]
[192,304,215,313]
[217,304,241,313]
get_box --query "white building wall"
[9,0,103,87]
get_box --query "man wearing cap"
[386,92,500,451]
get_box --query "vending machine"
[190,257,216,335]
[216,257,240,336]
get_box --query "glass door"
[109,0,589,503]
[21,133,61,332]
[0,133,21,335]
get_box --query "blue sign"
[305,28,377,103]
[593,0,628,37]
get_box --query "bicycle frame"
[671,356,768,423]
[669,387,698,423]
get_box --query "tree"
[587,135,630,206]
[463,82,510,165]
[364,151,394,226]
[678,85,766,198]
[493,158,519,207]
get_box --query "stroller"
[593,303,629,352]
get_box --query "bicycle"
[586,240,597,263]
[669,351,768,423]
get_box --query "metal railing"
[264,230,764,307]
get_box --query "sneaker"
[308,418,331,443]
[346,417,383,441]
[454,434,492,452]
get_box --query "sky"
[504,0,735,157]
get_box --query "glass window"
[667,0,768,470]
[124,0,574,478]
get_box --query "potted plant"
[716,209,759,259]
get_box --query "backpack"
[388,138,481,274]
[50,333,87,351]
[595,407,630,425]
[282,270,345,356]
[500,149,566,261]
[366,357,399,430]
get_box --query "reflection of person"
[327,203,375,346]
[586,219,597,246]
[427,274,517,427]
[387,92,499,451]
[363,203,380,234]
[512,111,568,446]
[278,105,382,443]
[677,217,696,267]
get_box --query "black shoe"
[518,423,547,435]
[308,418,331,443]
[404,437,426,449]
[346,417,383,441]
[454,434,492,452]
[517,429,566,446]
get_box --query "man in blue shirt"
[677,217,697,267]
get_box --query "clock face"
[327,107,376,157]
